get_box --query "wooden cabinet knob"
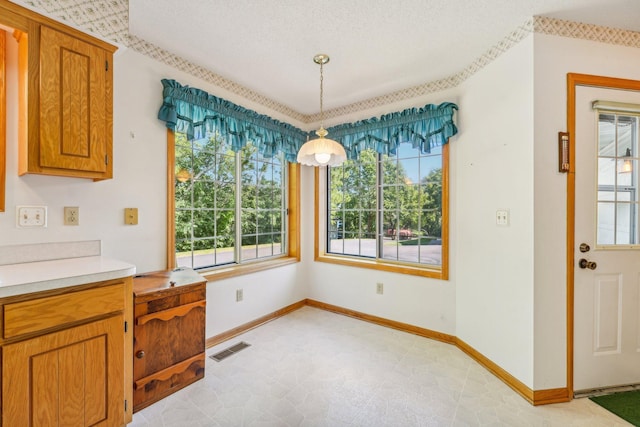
[136,350,145,359]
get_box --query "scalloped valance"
[157,79,458,163]
[324,102,458,159]
[157,79,306,162]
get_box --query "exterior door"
[574,85,640,392]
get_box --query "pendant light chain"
[319,60,325,129]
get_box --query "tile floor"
[130,306,631,426]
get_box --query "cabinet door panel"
[134,304,205,379]
[32,351,59,426]
[39,25,106,172]
[58,343,84,427]
[85,335,107,425]
[3,315,124,427]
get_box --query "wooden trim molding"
[205,300,306,348]
[287,162,301,261]
[205,298,568,406]
[166,129,176,269]
[305,299,455,344]
[565,73,640,398]
[0,30,5,212]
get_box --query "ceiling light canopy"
[297,54,347,167]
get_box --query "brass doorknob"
[579,258,597,270]
[579,243,590,253]
[136,350,145,359]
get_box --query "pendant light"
[297,54,347,167]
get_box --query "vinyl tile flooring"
[130,306,631,426]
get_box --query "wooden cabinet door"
[39,25,108,173]
[134,301,205,380]
[3,315,125,427]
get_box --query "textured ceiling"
[16,0,640,124]
[128,0,640,117]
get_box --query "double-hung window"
[174,133,288,270]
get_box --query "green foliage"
[329,147,443,242]
[175,133,287,266]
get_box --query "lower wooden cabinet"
[3,315,124,426]
[132,269,206,412]
[0,278,133,427]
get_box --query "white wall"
[532,33,640,389]
[455,35,536,387]
[1,39,307,338]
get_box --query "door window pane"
[596,112,639,246]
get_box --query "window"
[322,143,448,279]
[172,132,292,271]
[597,111,639,246]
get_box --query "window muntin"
[175,132,287,269]
[596,113,639,246]
[328,143,444,269]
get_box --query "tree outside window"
[175,132,287,269]
[328,144,444,268]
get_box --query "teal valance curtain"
[157,79,458,163]
[324,102,458,160]
[157,79,306,162]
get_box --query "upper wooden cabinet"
[0,0,116,180]
[38,26,111,176]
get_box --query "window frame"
[166,130,300,281]
[314,143,449,279]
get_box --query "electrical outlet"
[16,206,47,228]
[64,207,79,226]
[376,282,384,295]
[236,289,243,302]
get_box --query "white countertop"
[0,256,136,298]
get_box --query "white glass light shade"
[297,127,347,167]
[297,136,347,166]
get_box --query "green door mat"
[590,390,640,426]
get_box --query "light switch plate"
[16,206,47,228]
[496,209,509,226]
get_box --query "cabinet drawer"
[3,283,124,339]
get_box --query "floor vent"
[210,341,251,362]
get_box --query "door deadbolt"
[579,258,597,270]
[579,243,590,253]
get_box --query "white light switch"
[16,206,47,228]
[496,209,509,226]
